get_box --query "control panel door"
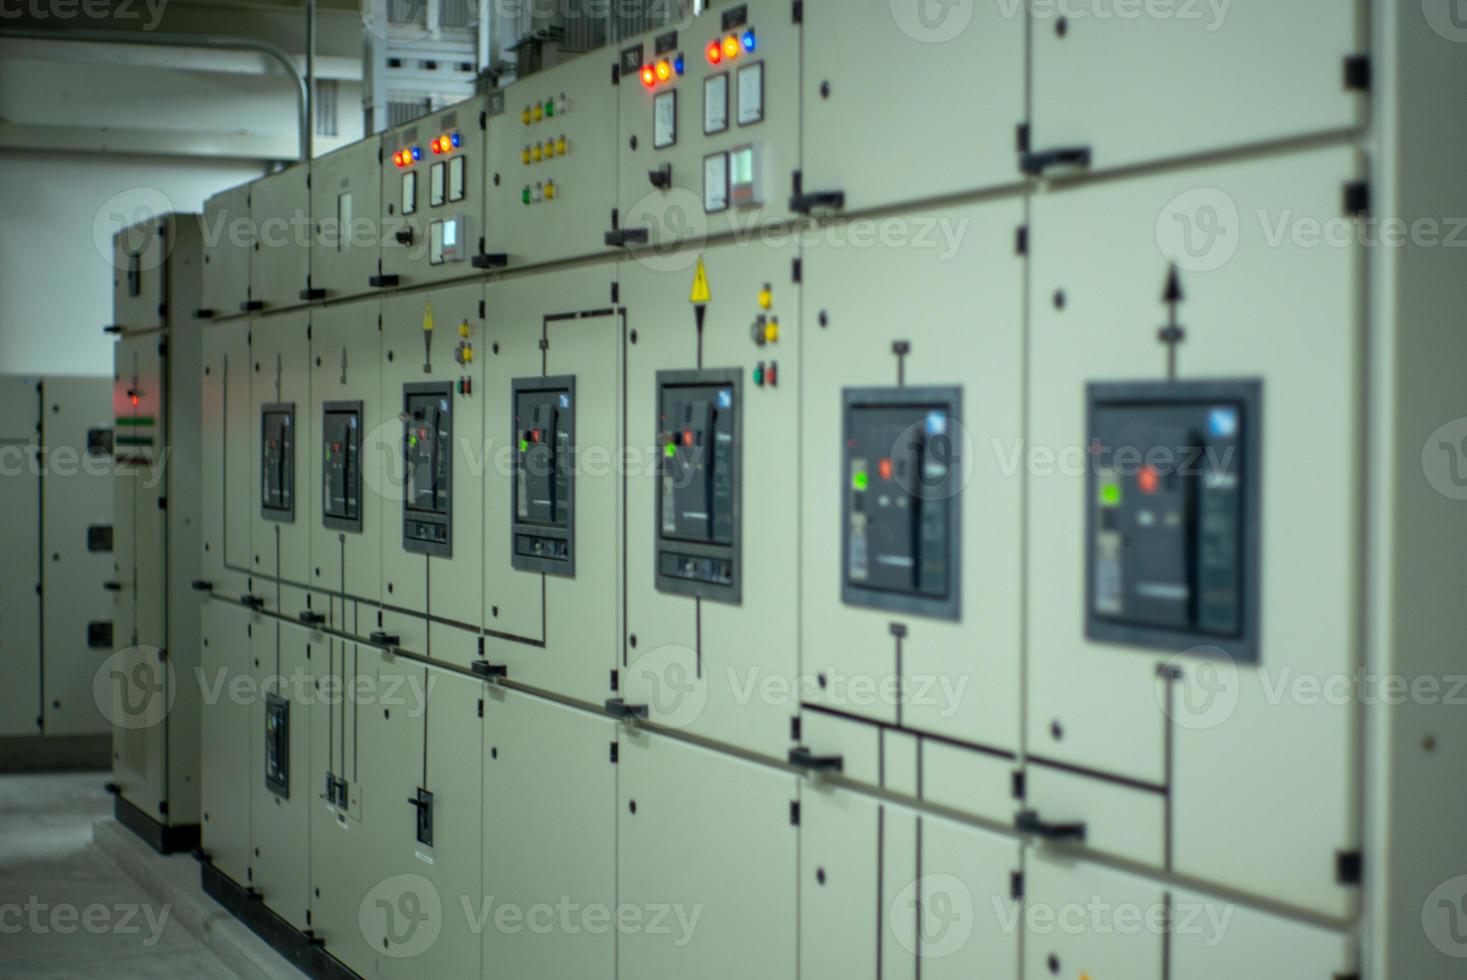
[380,284,484,663]
[615,0,800,251]
[200,599,253,884]
[203,183,252,316]
[1023,854,1166,980]
[249,164,310,313]
[799,787,880,980]
[113,332,167,651]
[249,312,312,607]
[622,240,798,759]
[800,0,1024,216]
[0,379,41,736]
[1026,147,1363,916]
[483,690,616,979]
[801,198,1023,753]
[200,322,254,594]
[249,621,313,930]
[310,299,383,607]
[41,377,115,735]
[310,136,382,303]
[618,733,797,980]
[111,220,167,331]
[1028,0,1365,176]
[486,52,620,269]
[380,97,486,289]
[483,266,620,703]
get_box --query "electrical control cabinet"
[483,267,620,704]
[1027,0,1365,177]
[798,0,1023,216]
[800,199,1023,756]
[841,387,961,619]
[615,0,799,250]
[202,182,252,317]
[0,379,42,738]
[1086,381,1261,661]
[380,97,486,289]
[486,52,620,269]
[309,135,382,302]
[250,311,312,610]
[111,218,167,331]
[309,299,383,604]
[1025,148,1362,916]
[248,165,310,313]
[380,284,484,664]
[654,369,741,602]
[622,241,798,759]
[113,332,167,652]
[617,733,797,980]
[483,690,616,978]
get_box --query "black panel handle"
[369,631,400,647]
[472,661,508,679]
[1020,146,1092,177]
[240,594,265,610]
[789,190,845,215]
[788,747,844,773]
[604,698,649,721]
[1015,809,1087,843]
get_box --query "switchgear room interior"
[0,1,1464,978]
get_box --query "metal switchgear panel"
[842,387,961,620]
[655,370,741,602]
[265,693,290,797]
[260,403,296,521]
[511,377,575,576]
[322,401,362,533]
[403,383,453,557]
[1086,380,1261,662]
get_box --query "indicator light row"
[707,29,757,64]
[521,180,559,205]
[392,132,460,168]
[522,136,569,165]
[639,54,686,88]
[521,96,569,126]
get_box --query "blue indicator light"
[1208,407,1238,438]
[742,29,756,52]
[411,145,422,161]
[450,131,461,148]
[926,412,947,436]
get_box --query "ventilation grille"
[123,724,148,778]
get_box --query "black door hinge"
[1343,181,1370,217]
[610,742,619,764]
[1337,850,1363,885]
[791,258,802,283]
[611,282,620,304]
[792,0,802,23]
[477,699,483,718]
[479,110,487,130]
[789,801,800,825]
[1016,122,1031,154]
[790,716,801,741]
[1343,54,1370,91]
[1010,871,1025,900]
[479,299,486,319]
[159,800,169,816]
[610,669,619,692]
[157,497,168,511]
[1011,770,1026,800]
[1015,226,1029,255]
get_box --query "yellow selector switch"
[544,180,557,200]
[765,317,780,344]
[532,144,543,162]
[556,136,568,156]
[521,106,531,126]
[458,321,470,338]
[522,146,532,166]
[758,286,773,310]
[533,103,544,122]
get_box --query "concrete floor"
[0,772,242,979]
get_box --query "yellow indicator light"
[765,318,779,344]
[458,321,470,338]
[556,136,567,155]
[522,147,532,166]
[521,107,531,125]
[758,287,773,310]
[532,144,543,162]
[533,103,544,122]
[544,181,556,200]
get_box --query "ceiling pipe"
[0,27,309,161]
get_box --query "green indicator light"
[519,439,529,453]
[522,188,532,205]
[753,366,764,386]
[1100,482,1121,506]
[545,100,555,117]
[664,443,676,458]
[853,471,869,491]
[409,435,418,448]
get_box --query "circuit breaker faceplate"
[260,403,296,522]
[403,383,453,556]
[1085,380,1261,662]
[655,369,741,602]
[264,693,290,797]
[511,376,576,576]
[841,386,962,620]
[321,401,362,533]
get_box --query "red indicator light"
[878,458,893,481]
[530,429,541,443]
[723,34,741,59]
[655,59,672,82]
[641,65,657,87]
[682,430,694,447]
[130,394,140,406]
[431,137,442,154]
[1138,465,1159,495]
[706,40,722,64]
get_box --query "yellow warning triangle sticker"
[422,300,434,332]
[689,256,711,305]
